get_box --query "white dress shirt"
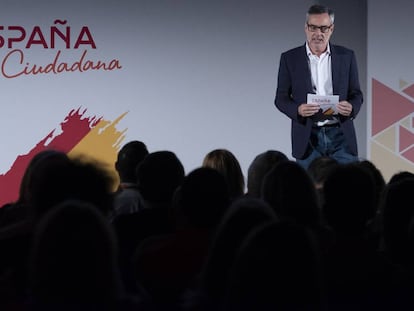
[306,43,338,126]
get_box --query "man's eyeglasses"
[307,23,332,33]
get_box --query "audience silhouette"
[378,174,414,310]
[322,163,390,310]
[202,149,245,200]
[307,155,339,207]
[184,197,276,310]
[0,150,67,229]
[224,220,324,311]
[1,145,414,311]
[132,167,230,309]
[113,150,185,294]
[246,150,288,198]
[262,160,321,228]
[28,200,139,310]
[0,151,116,310]
[112,140,149,220]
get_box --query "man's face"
[305,13,334,56]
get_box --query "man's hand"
[337,101,353,116]
[298,103,320,117]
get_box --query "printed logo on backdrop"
[0,108,128,207]
[0,19,122,78]
[370,78,414,180]
[0,20,127,207]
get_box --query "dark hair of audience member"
[388,170,414,185]
[246,150,288,198]
[115,140,149,184]
[29,156,115,221]
[0,150,68,228]
[357,160,386,214]
[202,149,245,200]
[261,160,321,228]
[28,200,124,308]
[185,197,276,310]
[381,178,414,266]
[406,215,414,270]
[136,150,185,208]
[223,220,324,311]
[307,156,338,206]
[322,163,376,238]
[307,156,338,188]
[173,167,230,229]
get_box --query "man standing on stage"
[275,4,363,169]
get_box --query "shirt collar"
[306,42,331,57]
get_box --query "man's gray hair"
[306,4,335,24]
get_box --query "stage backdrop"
[367,0,414,181]
[0,0,370,206]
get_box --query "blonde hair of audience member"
[202,149,245,200]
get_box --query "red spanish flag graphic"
[0,107,126,207]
